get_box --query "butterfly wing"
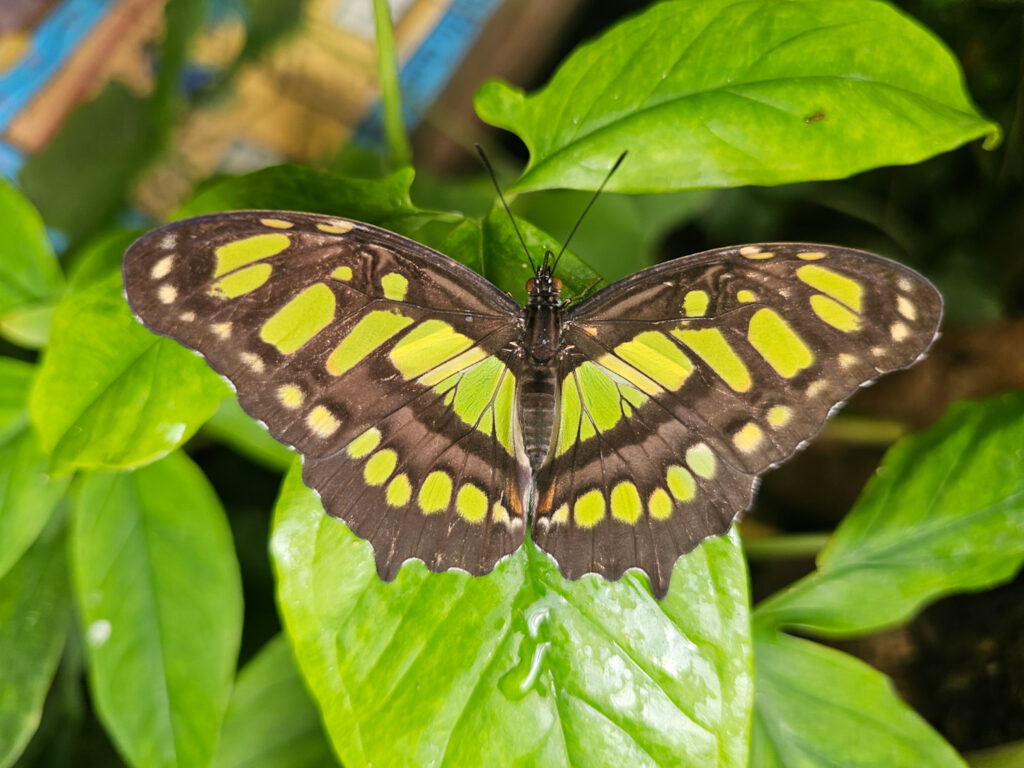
[123,211,530,578]
[532,243,942,597]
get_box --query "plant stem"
[743,533,831,560]
[374,0,412,168]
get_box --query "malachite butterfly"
[123,211,941,598]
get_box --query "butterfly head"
[526,250,563,308]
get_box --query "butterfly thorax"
[524,266,563,362]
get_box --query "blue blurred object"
[353,0,503,149]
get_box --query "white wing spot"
[897,296,917,321]
[890,322,910,342]
[151,255,174,279]
[240,352,265,373]
[806,380,827,398]
[157,284,177,303]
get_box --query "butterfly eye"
[553,277,563,291]
[526,277,536,292]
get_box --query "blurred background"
[2,0,1022,763]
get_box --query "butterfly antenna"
[551,151,628,273]
[475,144,536,273]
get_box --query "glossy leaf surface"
[475,0,999,194]
[751,630,965,768]
[70,452,243,768]
[272,462,751,768]
[0,358,68,578]
[30,271,227,473]
[0,178,64,342]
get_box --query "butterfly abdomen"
[520,364,558,472]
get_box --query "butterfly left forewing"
[532,243,942,597]
[123,211,530,578]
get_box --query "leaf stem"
[743,533,831,560]
[374,0,412,168]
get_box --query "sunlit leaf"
[30,271,228,474]
[70,452,242,768]
[755,393,1024,636]
[0,178,64,347]
[475,0,999,194]
[272,461,751,768]
[0,358,68,579]
[751,630,964,768]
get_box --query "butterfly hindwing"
[531,244,942,597]
[123,211,530,578]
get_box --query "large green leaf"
[176,165,468,257]
[0,358,69,579]
[29,271,228,474]
[70,452,243,768]
[754,392,1024,636]
[751,630,964,768]
[211,635,336,768]
[272,461,751,768]
[0,515,69,768]
[0,178,64,336]
[475,0,1000,194]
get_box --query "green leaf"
[0,515,69,768]
[29,271,228,474]
[67,228,143,288]
[202,397,294,473]
[70,452,243,768]
[482,208,600,302]
[754,392,1024,636]
[475,0,1000,194]
[212,635,336,768]
[271,461,751,768]
[179,164,454,236]
[751,630,964,768]
[0,357,33,443]
[0,301,57,349]
[0,177,64,336]
[0,432,69,581]
[0,358,69,579]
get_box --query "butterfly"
[123,211,942,598]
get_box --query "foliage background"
[1,1,1023,767]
